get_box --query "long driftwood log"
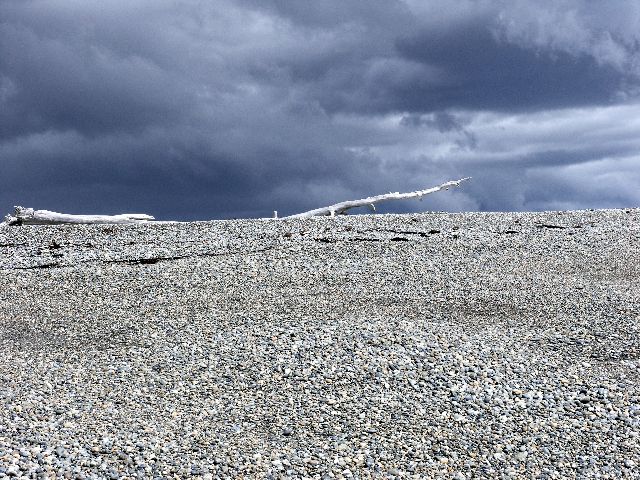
[4,178,470,225]
[4,207,155,226]
[283,177,471,219]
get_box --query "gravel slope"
[0,209,639,479]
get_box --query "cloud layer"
[1,0,639,219]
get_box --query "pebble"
[0,210,638,477]
[6,465,19,477]
[515,451,528,462]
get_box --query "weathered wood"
[283,177,471,219]
[4,177,470,224]
[4,206,155,226]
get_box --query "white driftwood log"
[4,206,155,226]
[4,177,470,224]
[283,177,471,219]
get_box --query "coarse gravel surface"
[0,209,639,479]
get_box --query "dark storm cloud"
[400,112,477,149]
[1,0,639,219]
[394,23,627,113]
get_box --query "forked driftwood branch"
[283,177,471,219]
[4,178,470,225]
[4,206,155,226]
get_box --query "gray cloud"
[0,0,638,219]
[496,1,640,75]
[400,112,477,149]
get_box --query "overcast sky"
[1,0,639,219]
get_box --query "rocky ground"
[0,209,639,479]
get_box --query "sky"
[1,0,639,220]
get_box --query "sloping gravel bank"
[0,209,639,479]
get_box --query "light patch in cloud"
[525,155,640,211]
[496,1,640,76]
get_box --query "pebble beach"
[0,209,639,479]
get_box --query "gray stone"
[0,209,638,478]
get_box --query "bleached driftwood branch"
[4,177,470,224]
[4,206,155,226]
[284,177,471,219]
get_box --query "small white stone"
[515,451,528,462]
